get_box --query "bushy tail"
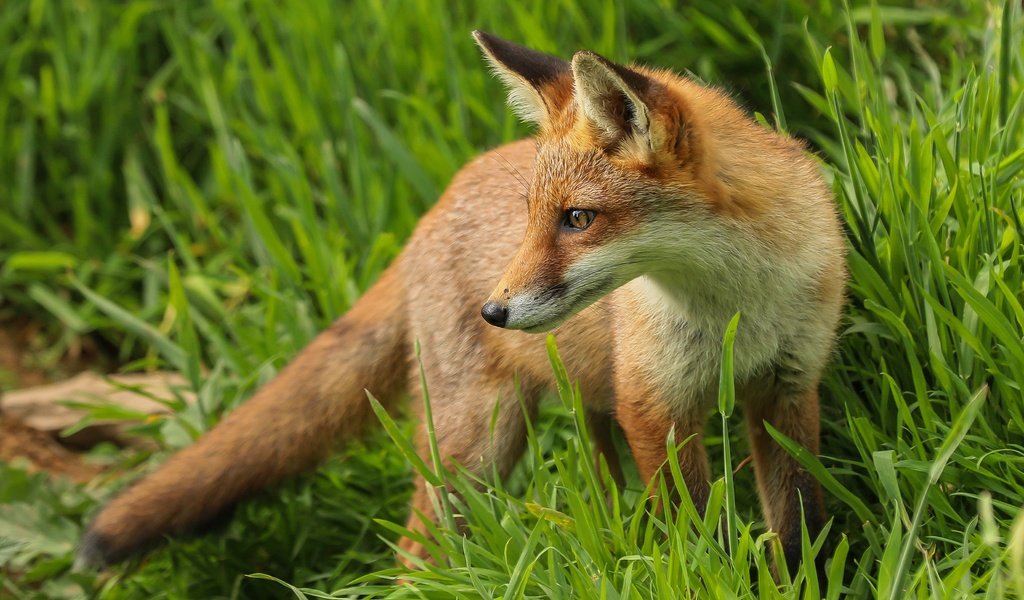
[76,268,408,568]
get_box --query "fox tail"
[76,267,408,568]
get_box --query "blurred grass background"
[0,0,1022,598]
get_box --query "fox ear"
[571,51,657,151]
[473,31,570,126]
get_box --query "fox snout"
[480,300,508,327]
[480,281,541,331]
[481,281,518,329]
[483,249,618,332]
[481,279,576,333]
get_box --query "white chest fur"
[611,274,795,412]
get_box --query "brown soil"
[0,320,107,483]
[0,414,103,483]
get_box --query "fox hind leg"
[397,376,538,568]
[587,410,625,490]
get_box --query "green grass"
[1,0,1023,598]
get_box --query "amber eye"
[564,209,596,230]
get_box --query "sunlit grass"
[1,0,1022,598]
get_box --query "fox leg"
[587,410,625,490]
[744,384,826,577]
[615,395,710,514]
[397,377,536,567]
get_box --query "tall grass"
[0,0,1021,598]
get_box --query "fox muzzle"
[480,300,509,327]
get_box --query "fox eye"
[564,209,596,230]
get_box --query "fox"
[77,31,845,577]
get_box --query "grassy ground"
[1,0,1023,598]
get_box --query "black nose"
[480,301,508,327]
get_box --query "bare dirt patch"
[0,321,107,483]
[0,414,103,483]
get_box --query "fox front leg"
[745,383,827,580]
[614,390,711,515]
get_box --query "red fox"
[77,31,845,576]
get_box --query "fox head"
[474,31,734,332]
